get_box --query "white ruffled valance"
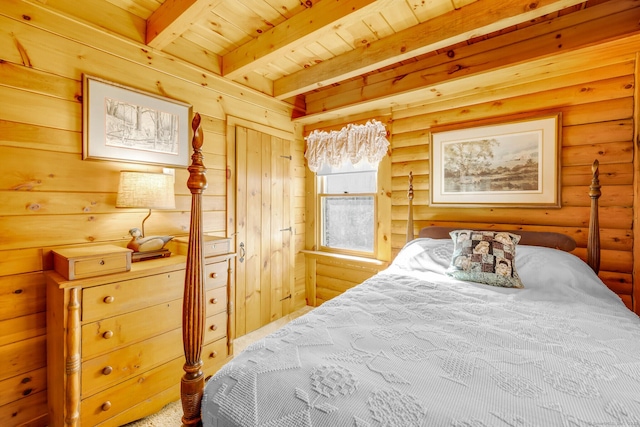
[304,120,390,172]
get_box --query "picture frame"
[82,75,192,167]
[430,114,561,208]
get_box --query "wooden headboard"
[418,227,577,252]
[407,160,602,273]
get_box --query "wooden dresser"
[46,246,235,427]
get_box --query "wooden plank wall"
[0,2,304,425]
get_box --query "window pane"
[321,196,374,252]
[325,171,376,193]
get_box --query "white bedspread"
[202,239,640,426]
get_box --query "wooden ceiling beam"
[295,8,640,124]
[146,0,223,50]
[274,0,587,100]
[221,0,393,80]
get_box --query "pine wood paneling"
[0,313,46,349]
[304,6,640,117]
[0,336,46,382]
[0,273,46,322]
[0,367,46,408]
[0,389,47,427]
[0,3,300,423]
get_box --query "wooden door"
[235,126,293,336]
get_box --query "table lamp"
[116,171,176,261]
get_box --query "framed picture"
[82,75,192,167]
[430,114,561,207]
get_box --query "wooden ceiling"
[29,0,637,123]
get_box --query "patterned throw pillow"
[445,230,524,288]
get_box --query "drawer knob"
[210,324,218,331]
[210,298,218,304]
[102,366,113,375]
[102,330,113,339]
[99,260,105,265]
[209,351,218,358]
[103,296,115,304]
[210,272,218,279]
[101,401,112,412]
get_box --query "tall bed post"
[181,113,207,426]
[588,159,601,274]
[406,171,414,243]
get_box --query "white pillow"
[515,245,622,305]
[391,238,452,275]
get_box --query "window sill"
[301,250,388,268]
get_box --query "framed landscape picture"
[82,75,192,167]
[430,114,561,207]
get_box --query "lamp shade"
[116,171,176,209]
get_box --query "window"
[317,162,377,255]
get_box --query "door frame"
[225,116,296,337]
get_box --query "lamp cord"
[141,208,152,238]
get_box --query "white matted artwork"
[430,114,561,207]
[82,75,192,167]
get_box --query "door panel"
[236,126,293,336]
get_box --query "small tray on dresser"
[52,245,132,280]
[174,235,231,257]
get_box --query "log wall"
[304,43,637,314]
[388,61,635,309]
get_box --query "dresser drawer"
[81,328,183,396]
[203,236,231,257]
[204,261,228,290]
[82,299,182,359]
[82,269,184,322]
[204,311,227,344]
[206,287,227,317]
[202,339,229,379]
[174,235,231,258]
[80,356,183,426]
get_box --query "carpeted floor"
[125,305,314,426]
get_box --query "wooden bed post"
[588,159,601,274]
[181,113,207,426]
[406,171,414,243]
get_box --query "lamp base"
[131,248,172,262]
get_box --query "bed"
[179,114,640,426]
